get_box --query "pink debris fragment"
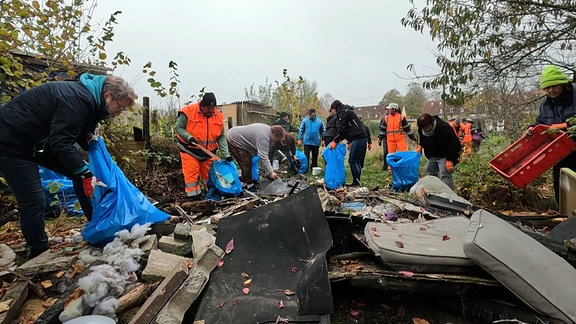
[217,260,224,267]
[279,300,285,309]
[242,287,250,295]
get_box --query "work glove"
[445,161,454,173]
[416,145,422,154]
[80,171,107,198]
[225,156,234,162]
[188,136,197,146]
[329,141,337,149]
[368,143,372,150]
[550,123,568,130]
[297,140,302,145]
[408,132,417,142]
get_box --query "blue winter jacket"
[298,116,325,146]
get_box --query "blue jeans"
[426,156,454,189]
[0,154,91,256]
[349,138,368,185]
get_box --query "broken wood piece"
[0,281,27,324]
[153,244,225,324]
[116,282,160,314]
[128,261,189,324]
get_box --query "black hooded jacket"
[333,104,367,142]
[0,80,108,174]
[418,116,462,164]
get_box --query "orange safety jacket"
[176,102,224,158]
[460,122,472,143]
[384,113,409,142]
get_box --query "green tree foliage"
[245,69,322,123]
[379,89,404,106]
[0,0,124,102]
[244,78,275,107]
[401,0,576,98]
[403,82,427,117]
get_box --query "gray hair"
[103,75,136,106]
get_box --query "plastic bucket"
[312,167,322,175]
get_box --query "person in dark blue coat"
[0,74,135,257]
[527,65,576,204]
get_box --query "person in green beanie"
[526,65,576,204]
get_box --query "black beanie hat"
[201,92,217,107]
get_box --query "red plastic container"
[489,124,576,188]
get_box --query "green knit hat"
[540,65,570,89]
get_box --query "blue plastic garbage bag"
[39,167,82,216]
[205,160,243,201]
[295,149,308,174]
[322,143,346,190]
[386,151,420,192]
[83,137,169,246]
[251,156,260,182]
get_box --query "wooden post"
[143,97,150,144]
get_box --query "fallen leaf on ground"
[412,317,430,324]
[241,272,250,278]
[243,279,252,287]
[398,271,414,277]
[0,298,13,313]
[225,239,234,254]
[442,234,450,241]
[242,288,249,295]
[350,309,360,316]
[395,241,404,248]
[279,300,284,309]
[283,289,295,296]
[217,260,224,267]
[40,280,52,289]
[290,266,298,273]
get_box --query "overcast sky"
[91,0,438,108]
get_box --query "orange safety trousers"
[180,152,214,197]
[386,139,408,154]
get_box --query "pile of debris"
[0,175,575,323]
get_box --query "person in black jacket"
[416,113,462,189]
[0,74,136,257]
[329,100,368,186]
[322,107,337,146]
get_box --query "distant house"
[354,104,388,121]
[422,99,486,119]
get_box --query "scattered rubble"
[0,175,574,323]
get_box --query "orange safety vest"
[176,102,224,152]
[384,113,407,142]
[449,121,459,136]
[460,122,472,143]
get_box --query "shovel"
[189,141,221,161]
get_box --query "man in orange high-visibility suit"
[174,92,231,201]
[448,118,461,136]
[380,103,417,155]
[459,118,473,159]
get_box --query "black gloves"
[408,132,417,141]
[225,156,234,162]
[188,137,197,145]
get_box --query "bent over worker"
[174,92,231,201]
